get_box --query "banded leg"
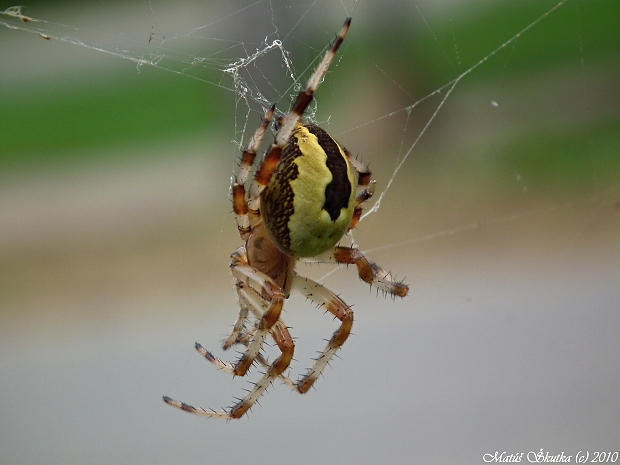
[163,262,295,419]
[221,289,251,350]
[291,276,354,394]
[196,285,265,377]
[163,321,294,419]
[302,247,409,297]
[343,147,376,231]
[246,18,353,214]
[275,17,352,147]
[216,276,352,393]
[336,247,409,297]
[164,247,288,410]
[198,322,300,391]
[227,248,288,376]
[232,287,300,390]
[233,104,275,239]
[208,270,300,391]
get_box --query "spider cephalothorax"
[164,17,408,419]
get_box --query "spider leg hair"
[228,247,288,376]
[302,247,409,297]
[276,17,351,147]
[248,18,352,209]
[163,277,295,420]
[200,298,299,389]
[290,276,354,394]
[342,147,376,231]
[164,315,294,419]
[221,290,251,350]
[233,104,275,240]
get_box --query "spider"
[163,17,408,419]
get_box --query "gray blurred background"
[1,0,619,464]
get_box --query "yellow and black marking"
[261,123,356,258]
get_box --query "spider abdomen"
[261,123,356,258]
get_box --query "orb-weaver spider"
[163,17,408,419]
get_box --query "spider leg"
[275,17,351,148]
[246,18,352,211]
[208,247,290,374]
[163,260,295,419]
[221,290,251,350]
[225,247,289,376]
[177,283,271,380]
[228,320,294,418]
[334,247,409,297]
[290,276,354,393]
[231,293,303,391]
[164,314,294,419]
[302,247,409,297]
[197,326,296,390]
[233,104,275,240]
[204,251,299,386]
[342,146,376,231]
[206,293,301,391]
[199,324,300,391]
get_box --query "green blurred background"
[2,0,618,174]
[1,0,619,464]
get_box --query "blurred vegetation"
[405,0,620,89]
[1,0,618,182]
[0,70,220,169]
[359,0,620,195]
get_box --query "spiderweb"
[5,0,614,235]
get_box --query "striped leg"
[302,247,409,297]
[246,17,353,217]
[226,248,287,376]
[221,289,251,350]
[291,276,354,394]
[233,104,275,240]
[196,321,300,391]
[342,147,376,231]
[163,249,295,419]
[275,17,351,147]
[163,321,294,419]
[334,247,409,297]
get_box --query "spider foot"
[333,247,409,297]
[162,396,232,419]
[295,345,340,394]
[195,342,236,373]
[195,341,260,377]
